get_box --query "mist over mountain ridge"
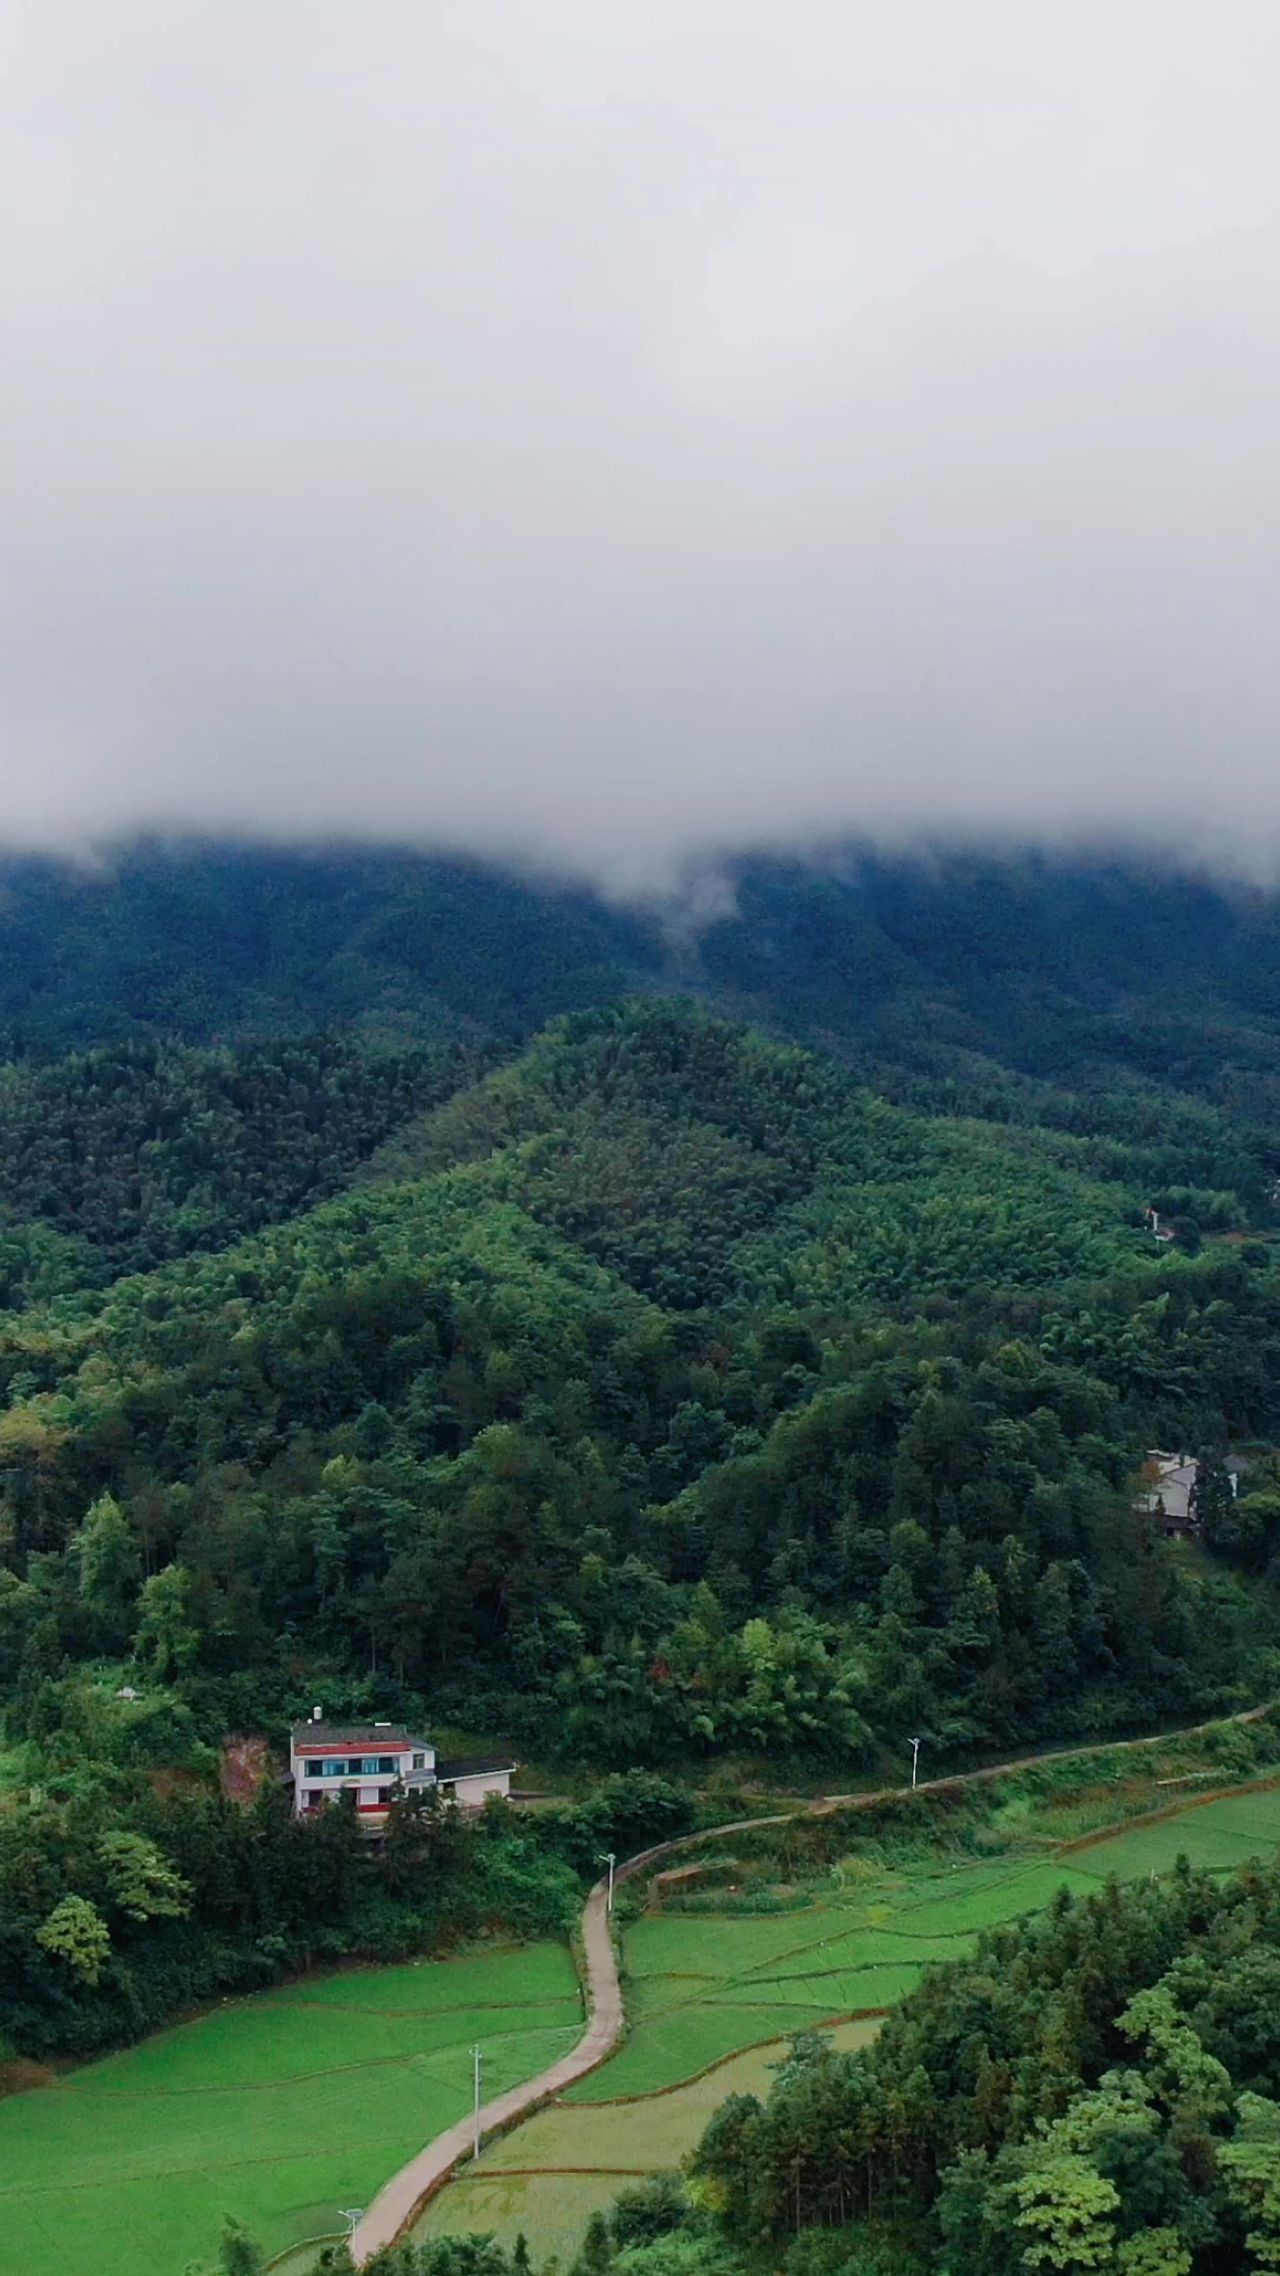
[3,833,1280,1091]
[6,6,1280,892]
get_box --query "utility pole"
[472,2044,483,2158]
[598,1851,616,1913]
[909,1736,921,1790]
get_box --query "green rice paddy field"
[412,2020,883,2267]
[0,1945,582,2276]
[415,1776,1280,2264]
[5,1776,1280,2276]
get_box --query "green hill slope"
[2,1002,1276,1779]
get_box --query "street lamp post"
[338,2209,364,2242]
[598,1851,616,1913]
[909,1736,921,1790]
[472,2043,483,2158]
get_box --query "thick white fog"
[3,3,1279,888]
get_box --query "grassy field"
[0,1944,581,2276]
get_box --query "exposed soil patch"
[221,1733,274,1805]
[0,2059,56,2098]
[149,1766,198,1801]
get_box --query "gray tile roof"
[291,1722,431,1751]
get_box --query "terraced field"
[568,1781,1280,2103]
[412,1775,1280,2263]
[0,1945,582,2276]
[412,2020,881,2264]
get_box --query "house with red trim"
[289,1716,515,1827]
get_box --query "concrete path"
[351,1695,1275,2261]
[351,1871,624,2261]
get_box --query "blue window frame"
[308,1753,401,1777]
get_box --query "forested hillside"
[4,848,1280,2067]
[0,1034,483,1299]
[0,844,659,1052]
[8,844,1280,1156]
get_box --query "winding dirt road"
[350,1698,1274,2262]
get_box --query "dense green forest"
[0,1034,483,1299]
[4,842,1280,2072]
[9,843,1280,1134]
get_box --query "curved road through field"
[350,1699,1274,2261]
[350,1871,624,2260]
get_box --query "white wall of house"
[446,1769,513,1808]
[289,1732,436,1818]
[288,1725,513,1822]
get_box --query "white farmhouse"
[1135,1451,1199,1534]
[289,1716,515,1828]
[1134,1450,1246,1538]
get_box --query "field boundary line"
[265,2234,344,2270]
[555,2008,891,2106]
[1056,1773,1280,1857]
[457,2165,654,2179]
[268,1993,577,2020]
[40,2019,583,2101]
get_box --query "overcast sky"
[3,2,1279,890]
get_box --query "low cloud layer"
[3,3,1280,890]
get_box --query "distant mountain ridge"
[4,837,1280,1202]
[4,837,1280,1061]
[0,840,661,1051]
